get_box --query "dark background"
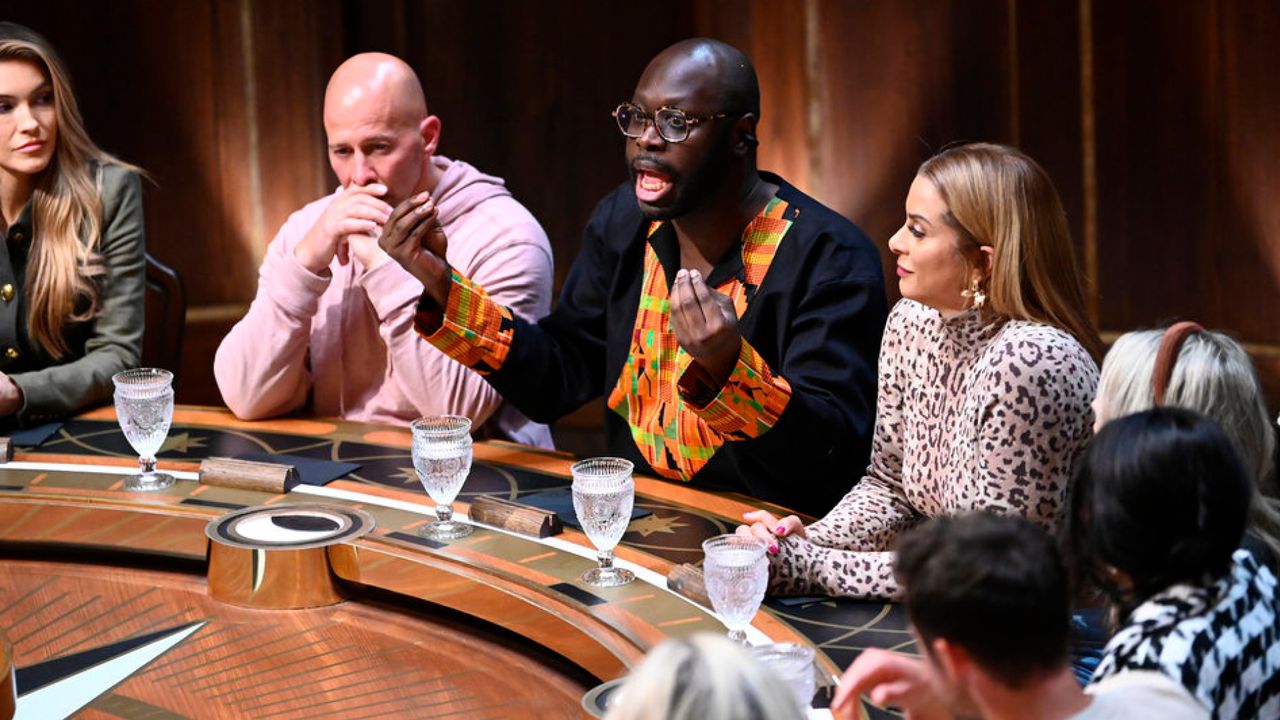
[8,0,1280,448]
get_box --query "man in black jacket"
[380,38,886,515]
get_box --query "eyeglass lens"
[616,105,690,143]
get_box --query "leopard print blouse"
[769,299,1098,599]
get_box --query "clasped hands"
[294,183,452,306]
[295,182,394,274]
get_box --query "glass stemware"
[112,368,176,491]
[410,415,474,540]
[571,457,636,587]
[702,534,769,644]
[750,642,817,709]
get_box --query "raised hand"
[378,191,452,307]
[830,648,951,720]
[295,183,393,274]
[670,268,741,386]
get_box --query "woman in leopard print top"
[739,144,1101,599]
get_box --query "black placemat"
[7,422,63,448]
[518,488,652,530]
[235,452,360,487]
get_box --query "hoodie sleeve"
[214,202,331,420]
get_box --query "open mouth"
[634,167,674,204]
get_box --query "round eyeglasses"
[612,102,727,143]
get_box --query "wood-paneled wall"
[7,1,1280,423]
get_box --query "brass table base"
[205,504,375,609]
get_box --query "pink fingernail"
[775,526,787,536]
[768,544,778,554]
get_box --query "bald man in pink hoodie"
[215,53,553,446]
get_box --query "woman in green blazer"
[0,22,146,426]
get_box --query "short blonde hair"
[603,634,805,720]
[1097,328,1280,558]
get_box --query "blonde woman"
[1094,324,1280,567]
[740,143,1102,599]
[0,23,144,425]
[603,634,804,720]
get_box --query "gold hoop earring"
[961,278,987,310]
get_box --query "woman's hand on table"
[830,648,951,720]
[736,509,806,555]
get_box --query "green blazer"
[1,164,146,425]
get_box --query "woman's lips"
[896,265,912,277]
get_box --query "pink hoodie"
[214,156,554,446]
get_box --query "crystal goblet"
[750,642,817,709]
[702,534,769,644]
[112,368,176,491]
[571,457,635,587]
[410,415,474,540]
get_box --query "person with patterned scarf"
[1071,408,1280,719]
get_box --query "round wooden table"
[0,406,911,719]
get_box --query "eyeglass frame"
[612,102,730,143]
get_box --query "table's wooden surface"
[0,406,911,719]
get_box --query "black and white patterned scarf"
[1090,550,1280,719]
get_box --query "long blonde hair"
[603,634,805,720]
[0,23,142,358]
[1097,328,1280,560]
[919,143,1103,362]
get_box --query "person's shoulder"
[452,184,549,247]
[1086,670,1208,720]
[97,162,141,194]
[771,175,881,276]
[874,299,937,358]
[770,176,861,233]
[95,163,144,213]
[992,319,1096,367]
[981,319,1099,392]
[886,298,936,330]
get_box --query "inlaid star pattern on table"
[394,467,419,486]
[627,513,689,537]
[159,432,206,454]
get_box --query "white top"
[1079,670,1208,720]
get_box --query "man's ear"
[733,113,760,154]
[420,115,442,157]
[932,637,972,684]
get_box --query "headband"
[1152,321,1204,405]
